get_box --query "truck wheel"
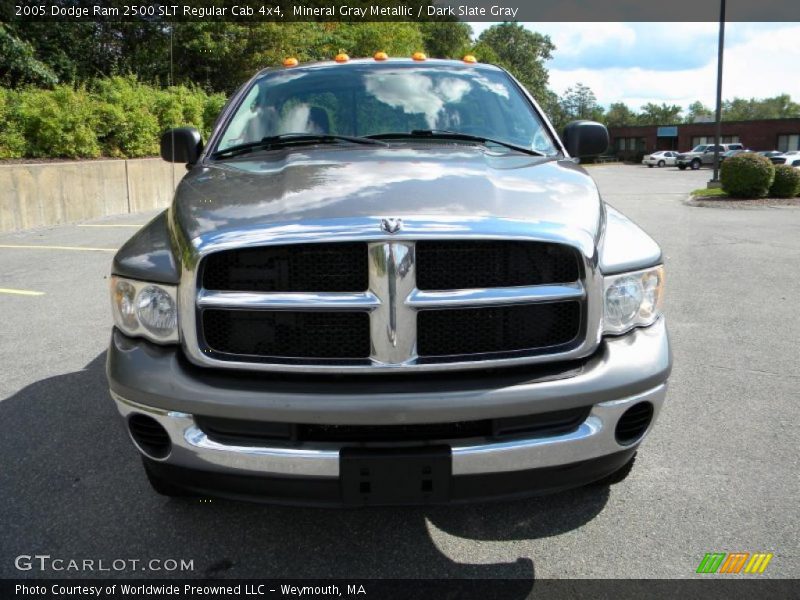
[592,452,637,486]
[142,458,192,497]
[657,160,665,168]
[690,159,701,170]
[647,164,653,168]
[678,164,687,170]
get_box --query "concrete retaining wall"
[0,158,184,232]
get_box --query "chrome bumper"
[112,383,666,478]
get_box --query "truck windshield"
[214,62,558,157]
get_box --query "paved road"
[1,165,797,580]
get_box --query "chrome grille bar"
[197,289,380,311]
[407,282,584,308]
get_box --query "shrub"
[720,153,775,198]
[769,164,800,198]
[92,76,161,157]
[14,85,101,158]
[0,88,26,159]
[154,85,206,135]
[0,78,227,160]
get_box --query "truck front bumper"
[107,319,671,505]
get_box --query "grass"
[690,188,729,198]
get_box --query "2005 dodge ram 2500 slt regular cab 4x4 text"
[107,57,671,505]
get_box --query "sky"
[469,22,800,110]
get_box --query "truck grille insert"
[417,302,581,357]
[202,310,371,359]
[202,242,368,292]
[195,406,592,445]
[416,241,580,290]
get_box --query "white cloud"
[469,22,800,110]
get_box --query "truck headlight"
[603,266,664,335]
[111,276,179,343]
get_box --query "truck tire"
[647,164,653,168]
[678,164,687,170]
[592,452,637,486]
[142,458,193,497]
[690,159,701,170]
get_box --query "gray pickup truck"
[676,143,744,170]
[107,57,671,505]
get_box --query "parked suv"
[107,57,671,505]
[676,143,744,170]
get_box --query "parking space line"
[77,224,144,228]
[0,244,117,252]
[0,287,45,296]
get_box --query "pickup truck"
[676,143,744,170]
[107,56,671,505]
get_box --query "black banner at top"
[5,0,800,22]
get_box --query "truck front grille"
[193,237,589,370]
[416,240,580,290]
[417,302,581,358]
[202,242,368,292]
[202,310,371,359]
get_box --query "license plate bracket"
[340,445,451,505]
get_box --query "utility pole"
[711,0,726,185]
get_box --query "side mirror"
[562,120,609,158]
[160,127,203,164]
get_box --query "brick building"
[608,118,800,161]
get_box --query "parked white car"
[642,150,679,168]
[771,151,800,168]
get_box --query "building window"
[777,134,800,152]
[616,137,645,151]
[691,135,740,146]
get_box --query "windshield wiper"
[366,130,545,157]
[211,133,386,159]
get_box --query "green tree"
[419,21,472,58]
[476,23,555,104]
[604,102,637,127]
[637,102,682,125]
[560,83,603,122]
[0,24,58,87]
[685,101,713,123]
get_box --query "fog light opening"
[128,414,172,459]
[615,402,654,446]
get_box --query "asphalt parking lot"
[0,164,797,580]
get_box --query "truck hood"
[172,146,603,248]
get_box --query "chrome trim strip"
[177,216,603,373]
[111,383,666,479]
[407,282,584,308]
[198,289,380,311]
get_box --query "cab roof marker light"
[334,53,350,63]
[463,55,478,64]
[374,51,389,61]
[412,52,427,61]
[282,57,298,68]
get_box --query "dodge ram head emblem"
[380,217,403,234]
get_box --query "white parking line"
[0,288,45,296]
[0,244,117,252]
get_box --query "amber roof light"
[411,52,427,61]
[462,55,478,64]
[282,57,298,67]
[334,53,350,63]
[374,51,389,61]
